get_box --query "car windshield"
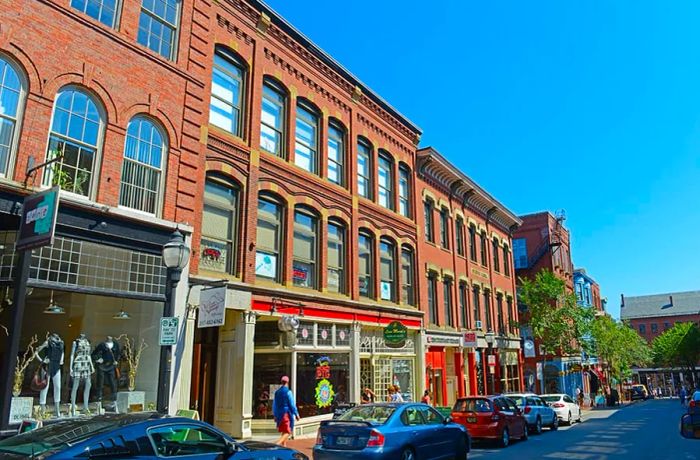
[542,396,561,402]
[453,398,492,413]
[339,405,395,424]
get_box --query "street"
[468,399,698,459]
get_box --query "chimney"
[669,295,674,307]
[621,293,625,308]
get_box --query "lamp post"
[157,230,190,413]
[485,331,496,395]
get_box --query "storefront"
[424,331,465,406]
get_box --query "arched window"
[377,151,394,210]
[260,78,286,157]
[427,270,438,324]
[424,198,435,243]
[0,56,25,177]
[439,207,450,249]
[210,47,245,136]
[357,138,373,199]
[444,276,454,327]
[200,173,239,275]
[459,282,469,329]
[292,207,318,289]
[472,286,481,329]
[455,217,465,256]
[295,100,319,174]
[256,194,283,282]
[503,245,511,277]
[401,246,415,306]
[492,237,500,272]
[44,87,104,197]
[137,0,181,60]
[468,224,477,262]
[379,238,396,301]
[480,231,488,266]
[327,219,346,294]
[484,289,492,331]
[119,116,166,214]
[398,164,411,218]
[358,231,374,298]
[70,0,120,28]
[327,120,345,186]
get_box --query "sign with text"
[383,321,408,348]
[198,286,226,328]
[426,333,461,347]
[159,317,179,346]
[16,186,60,251]
[463,332,478,348]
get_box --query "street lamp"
[157,230,190,413]
[485,331,496,395]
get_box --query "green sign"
[383,321,408,348]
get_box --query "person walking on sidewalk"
[273,376,300,447]
[680,387,687,407]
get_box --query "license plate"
[336,436,353,446]
[467,417,477,423]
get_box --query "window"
[200,175,238,274]
[507,297,514,334]
[401,247,415,306]
[439,208,450,249]
[327,122,344,185]
[378,153,394,210]
[137,0,181,60]
[480,231,488,265]
[424,199,435,243]
[210,48,244,136]
[398,165,411,217]
[459,282,469,329]
[513,238,527,269]
[492,237,500,272]
[456,218,465,256]
[357,139,372,199]
[650,323,658,334]
[148,424,226,456]
[292,209,317,289]
[444,278,454,327]
[119,117,166,214]
[358,232,374,298]
[0,57,24,177]
[256,196,282,282]
[638,324,646,334]
[327,221,345,294]
[418,406,445,425]
[379,239,396,301]
[43,88,103,197]
[664,322,671,330]
[503,245,511,276]
[472,287,481,328]
[402,407,424,426]
[484,290,492,331]
[496,294,504,335]
[428,272,438,324]
[70,0,119,28]
[260,80,286,156]
[468,225,477,262]
[295,102,318,173]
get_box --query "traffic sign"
[159,317,179,346]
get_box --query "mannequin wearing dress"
[70,333,94,415]
[34,333,64,416]
[92,336,121,406]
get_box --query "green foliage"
[652,322,700,374]
[518,270,594,357]
[589,315,651,382]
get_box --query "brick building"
[415,147,522,405]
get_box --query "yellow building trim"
[422,189,438,203]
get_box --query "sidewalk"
[251,434,316,458]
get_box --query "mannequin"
[34,333,64,417]
[70,333,94,415]
[91,336,121,407]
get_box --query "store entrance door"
[191,326,218,424]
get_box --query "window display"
[69,333,94,415]
[34,333,65,416]
[297,353,349,418]
[252,353,292,420]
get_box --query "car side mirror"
[443,416,452,424]
[218,441,238,459]
[680,414,700,439]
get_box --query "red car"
[451,396,528,448]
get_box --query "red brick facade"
[628,315,700,343]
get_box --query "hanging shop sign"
[16,186,60,252]
[383,321,408,348]
[159,317,179,346]
[198,286,226,328]
[462,332,478,348]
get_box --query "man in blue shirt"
[273,376,300,447]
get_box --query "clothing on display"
[34,333,64,415]
[70,334,95,414]
[92,336,121,403]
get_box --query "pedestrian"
[386,385,395,402]
[421,390,432,405]
[392,385,404,402]
[360,387,376,404]
[576,387,583,406]
[272,376,299,447]
[680,387,687,407]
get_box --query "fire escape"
[527,210,566,270]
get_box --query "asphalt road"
[469,399,699,459]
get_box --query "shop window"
[480,231,487,266]
[468,224,477,262]
[459,282,469,329]
[71,0,120,28]
[401,246,415,306]
[424,199,435,243]
[335,325,351,347]
[428,272,438,325]
[379,238,396,302]
[444,278,454,327]
[327,121,345,186]
[210,47,245,136]
[119,116,167,215]
[439,208,449,249]
[297,353,350,416]
[456,217,465,256]
[256,195,283,282]
[199,174,239,275]
[137,0,181,60]
[253,353,292,420]
[296,322,315,346]
[0,55,26,177]
[492,237,500,272]
[317,323,333,347]
[260,79,286,157]
[472,287,481,329]
[503,245,511,276]
[398,164,411,218]
[43,87,104,197]
[327,220,345,294]
[377,151,394,210]
[358,232,374,298]
[357,138,373,199]
[294,101,319,174]
[292,208,317,289]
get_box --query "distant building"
[573,268,606,313]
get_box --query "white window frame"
[0,54,26,179]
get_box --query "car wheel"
[535,416,542,434]
[500,427,510,447]
[401,447,415,460]
[567,411,572,425]
[551,414,558,430]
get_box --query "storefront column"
[494,352,502,393]
[416,330,427,403]
[456,352,466,397]
[467,351,477,396]
[350,322,361,403]
[214,310,256,439]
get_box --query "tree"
[652,322,700,386]
[589,316,651,384]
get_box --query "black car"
[0,412,308,459]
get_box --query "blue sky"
[265,0,700,319]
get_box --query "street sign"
[198,286,226,328]
[16,186,60,252]
[159,317,179,346]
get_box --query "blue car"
[313,403,470,460]
[0,412,308,459]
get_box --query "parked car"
[0,412,308,460]
[313,403,470,460]
[506,393,558,434]
[541,393,582,425]
[450,396,528,448]
[630,384,649,401]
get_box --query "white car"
[541,393,582,425]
